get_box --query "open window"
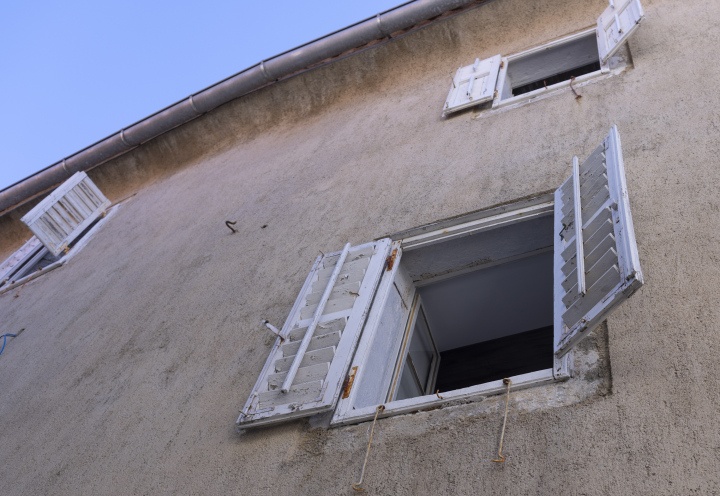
[237,126,642,429]
[1,172,114,291]
[442,0,644,114]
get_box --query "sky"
[0,0,404,191]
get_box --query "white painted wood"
[401,201,554,250]
[572,156,586,295]
[389,296,440,401]
[20,172,110,256]
[554,126,643,357]
[333,241,414,417]
[597,0,644,64]
[0,237,42,284]
[237,238,392,429]
[332,368,557,426]
[9,246,50,282]
[443,55,501,115]
[281,243,351,392]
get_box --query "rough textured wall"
[1,0,719,494]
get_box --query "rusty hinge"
[385,248,398,272]
[500,60,504,69]
[493,90,498,99]
[342,366,358,399]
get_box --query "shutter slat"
[288,318,346,342]
[562,265,622,328]
[282,331,341,357]
[323,246,374,267]
[267,363,331,390]
[301,296,357,320]
[314,257,370,284]
[582,184,611,213]
[274,346,336,373]
[562,248,619,307]
[305,281,361,305]
[258,381,323,409]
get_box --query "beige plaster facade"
[1,0,719,493]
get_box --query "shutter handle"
[466,76,475,99]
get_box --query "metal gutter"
[0,0,488,216]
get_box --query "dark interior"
[512,61,601,96]
[434,325,553,392]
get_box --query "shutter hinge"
[493,90,498,99]
[386,248,398,272]
[342,366,358,399]
[500,61,504,69]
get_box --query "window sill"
[331,367,564,426]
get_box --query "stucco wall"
[1,0,720,493]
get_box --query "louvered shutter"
[237,238,392,428]
[20,172,110,256]
[443,55,501,115]
[553,126,643,357]
[596,0,645,65]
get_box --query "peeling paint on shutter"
[597,0,645,65]
[237,238,392,428]
[20,172,110,257]
[553,126,643,357]
[443,55,502,115]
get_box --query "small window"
[442,0,644,114]
[0,172,114,291]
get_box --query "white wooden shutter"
[554,126,643,357]
[237,238,392,428]
[20,172,110,257]
[596,0,645,65]
[443,55,501,115]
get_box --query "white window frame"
[0,205,120,294]
[492,28,606,109]
[331,198,571,426]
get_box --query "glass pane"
[408,308,435,391]
[395,357,422,401]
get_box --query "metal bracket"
[261,320,283,340]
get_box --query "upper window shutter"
[553,126,643,357]
[443,55,502,115]
[20,172,110,257]
[596,0,645,65]
[237,238,392,428]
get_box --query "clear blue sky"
[0,0,403,191]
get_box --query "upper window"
[443,0,645,114]
[0,172,113,291]
[237,126,643,429]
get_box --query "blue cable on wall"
[0,333,18,356]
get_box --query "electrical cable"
[0,333,18,356]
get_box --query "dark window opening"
[435,325,553,392]
[512,61,601,96]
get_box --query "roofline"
[0,0,491,216]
